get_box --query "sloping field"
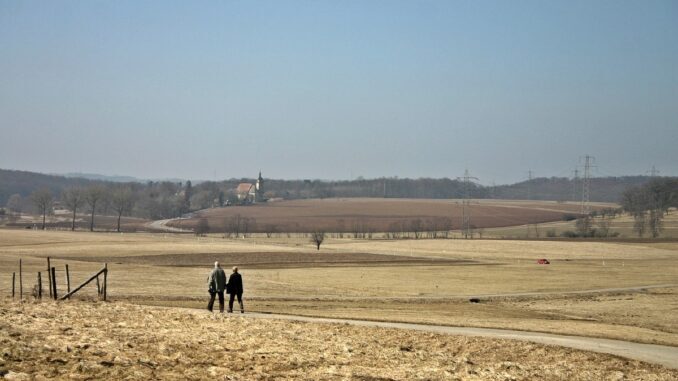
[169,198,614,233]
[1,300,676,380]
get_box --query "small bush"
[195,218,210,236]
[546,229,557,238]
[562,214,578,221]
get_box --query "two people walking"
[207,262,244,313]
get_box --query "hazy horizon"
[1,1,676,184]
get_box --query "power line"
[457,169,479,239]
[571,169,579,202]
[580,155,596,215]
[647,165,660,178]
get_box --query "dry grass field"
[485,210,678,239]
[2,211,151,232]
[1,228,677,352]
[2,300,677,380]
[170,198,615,233]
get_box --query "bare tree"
[30,188,53,230]
[311,231,325,250]
[111,187,135,232]
[6,194,22,214]
[264,224,277,238]
[649,209,663,238]
[575,216,593,237]
[85,185,105,232]
[62,187,85,231]
[226,214,243,238]
[6,194,22,223]
[195,218,210,236]
[409,218,423,239]
[596,216,612,238]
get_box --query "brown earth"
[169,198,612,233]
[1,300,676,380]
[59,251,477,269]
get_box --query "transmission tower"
[580,155,596,215]
[571,169,579,202]
[457,169,479,239]
[647,165,660,178]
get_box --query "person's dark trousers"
[207,291,225,312]
[228,293,244,313]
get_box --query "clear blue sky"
[1,1,676,184]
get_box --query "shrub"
[562,214,578,221]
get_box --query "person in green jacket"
[207,261,227,313]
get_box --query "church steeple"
[255,171,265,202]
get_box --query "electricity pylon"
[457,169,479,239]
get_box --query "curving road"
[240,312,678,370]
[146,218,192,233]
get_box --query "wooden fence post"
[47,257,52,298]
[65,264,71,299]
[12,272,15,299]
[59,267,106,300]
[19,259,23,301]
[51,267,57,300]
[96,276,101,296]
[103,263,108,301]
[38,272,42,299]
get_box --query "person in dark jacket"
[227,266,244,313]
[207,261,227,313]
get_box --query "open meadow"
[1,228,677,352]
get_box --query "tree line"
[621,178,678,238]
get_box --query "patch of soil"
[58,251,478,269]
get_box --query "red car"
[537,259,550,265]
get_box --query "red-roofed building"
[236,183,255,202]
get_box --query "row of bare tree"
[621,178,677,238]
[29,185,135,232]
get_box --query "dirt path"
[238,312,678,370]
[146,218,192,233]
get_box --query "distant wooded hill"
[0,168,665,210]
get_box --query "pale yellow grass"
[2,300,676,380]
[321,237,678,261]
[2,229,678,349]
[484,211,678,239]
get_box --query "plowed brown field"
[169,198,613,233]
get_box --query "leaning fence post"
[51,267,57,300]
[12,272,15,299]
[65,264,71,299]
[19,259,23,301]
[103,263,108,301]
[96,275,101,296]
[59,267,106,300]
[37,272,42,299]
[47,257,52,298]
